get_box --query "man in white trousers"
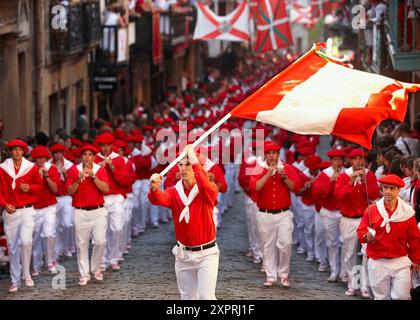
[313,149,346,282]
[249,140,301,287]
[357,174,420,300]
[50,143,75,259]
[149,145,220,300]
[95,133,132,271]
[30,146,61,276]
[0,139,43,293]
[66,144,110,286]
[335,148,380,296]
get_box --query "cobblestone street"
[0,187,362,300]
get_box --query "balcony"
[49,1,101,60]
[0,0,18,36]
[132,12,153,54]
[385,0,420,71]
[96,25,129,65]
[160,11,193,47]
[359,23,388,74]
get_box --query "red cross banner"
[255,0,293,53]
[193,1,250,42]
[289,3,315,25]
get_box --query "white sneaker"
[280,277,290,287]
[8,284,18,293]
[327,275,338,282]
[361,289,371,299]
[345,288,355,296]
[263,279,276,287]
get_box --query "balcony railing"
[385,0,420,71]
[132,12,153,54]
[160,11,193,46]
[50,1,101,59]
[359,23,387,73]
[97,25,129,64]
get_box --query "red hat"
[113,129,127,140]
[7,139,28,153]
[113,139,128,148]
[130,129,142,136]
[125,134,143,143]
[347,149,368,158]
[96,132,115,145]
[70,138,82,147]
[378,174,405,188]
[71,148,82,159]
[318,160,331,170]
[30,146,51,159]
[50,144,66,153]
[341,146,354,155]
[80,144,99,154]
[263,140,280,153]
[304,155,322,170]
[143,125,154,132]
[298,147,314,156]
[326,149,347,158]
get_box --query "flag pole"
[159,113,232,177]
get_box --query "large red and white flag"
[255,0,293,53]
[193,1,250,42]
[230,44,420,149]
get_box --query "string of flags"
[193,0,344,53]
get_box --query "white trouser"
[174,244,220,300]
[122,194,134,251]
[256,210,294,281]
[74,207,108,278]
[340,216,361,289]
[139,179,159,228]
[301,203,315,259]
[216,193,223,226]
[314,211,328,267]
[291,195,306,251]
[55,196,74,257]
[225,163,235,207]
[3,207,36,285]
[368,256,412,300]
[32,205,57,271]
[103,194,124,266]
[244,196,263,260]
[212,207,219,231]
[319,208,342,277]
[131,180,142,233]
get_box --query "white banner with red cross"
[193,1,250,42]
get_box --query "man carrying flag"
[149,145,220,300]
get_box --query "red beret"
[70,138,82,147]
[378,174,405,188]
[113,129,127,140]
[264,140,280,153]
[30,146,51,159]
[71,148,82,159]
[96,133,115,145]
[130,129,142,136]
[113,139,128,148]
[298,147,314,156]
[347,149,368,158]
[326,149,347,158]
[318,160,331,170]
[80,144,99,154]
[50,144,66,153]
[125,134,143,143]
[341,146,354,155]
[304,155,322,170]
[143,125,154,132]
[7,139,28,153]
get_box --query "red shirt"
[148,163,218,246]
[34,164,60,209]
[238,156,258,203]
[0,159,43,207]
[335,169,380,218]
[357,201,420,264]
[206,162,227,194]
[94,152,132,195]
[51,158,74,196]
[299,170,316,206]
[313,168,341,211]
[249,162,301,210]
[131,153,153,180]
[120,157,136,196]
[66,164,109,208]
[164,165,179,189]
